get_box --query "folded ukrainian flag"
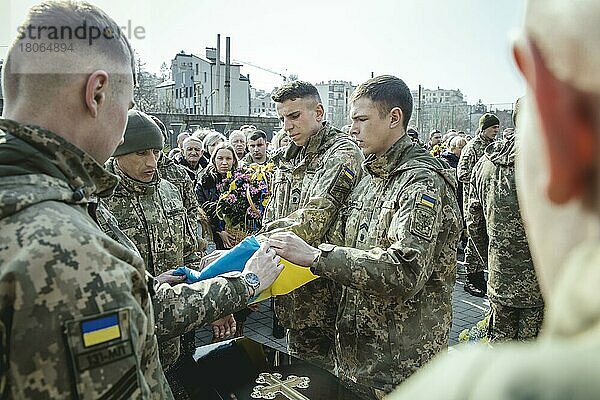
[173,236,318,302]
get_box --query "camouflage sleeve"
[312,171,449,299]
[262,144,363,245]
[0,205,168,399]
[457,144,475,183]
[152,275,250,341]
[466,160,489,265]
[181,171,200,253]
[182,207,202,269]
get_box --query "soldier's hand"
[268,232,320,267]
[199,250,227,271]
[244,242,283,293]
[211,314,236,338]
[155,269,187,286]
[218,230,236,248]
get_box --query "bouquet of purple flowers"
[215,163,273,239]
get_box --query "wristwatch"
[242,272,260,298]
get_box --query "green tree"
[133,55,160,113]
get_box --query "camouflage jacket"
[103,159,200,277]
[261,122,364,330]
[101,160,203,369]
[158,155,201,252]
[388,241,600,399]
[96,202,253,369]
[457,133,494,211]
[314,134,462,392]
[0,119,172,399]
[467,133,544,307]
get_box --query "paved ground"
[196,259,489,351]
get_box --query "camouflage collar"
[283,122,341,164]
[478,132,495,144]
[0,118,119,200]
[302,121,334,156]
[364,134,412,179]
[107,158,159,195]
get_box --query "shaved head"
[2,1,135,109]
[1,1,136,162]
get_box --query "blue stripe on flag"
[81,314,119,333]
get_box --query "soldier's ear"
[389,107,403,129]
[84,70,109,118]
[515,36,596,205]
[315,103,324,122]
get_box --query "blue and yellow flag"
[81,314,121,347]
[173,236,318,303]
[420,194,436,208]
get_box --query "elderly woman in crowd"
[203,131,227,158]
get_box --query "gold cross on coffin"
[251,372,310,400]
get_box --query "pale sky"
[1,0,525,105]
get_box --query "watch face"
[244,272,260,288]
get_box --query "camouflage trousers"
[488,301,544,341]
[164,331,198,400]
[287,327,335,373]
[464,237,485,274]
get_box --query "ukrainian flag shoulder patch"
[343,166,355,180]
[420,194,437,208]
[81,313,121,347]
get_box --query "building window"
[195,64,199,75]
[204,72,207,82]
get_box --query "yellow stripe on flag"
[82,325,121,347]
[420,199,434,208]
[252,258,318,303]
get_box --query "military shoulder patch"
[419,194,437,208]
[64,308,135,372]
[63,308,140,399]
[409,192,439,241]
[328,165,356,203]
[81,313,122,347]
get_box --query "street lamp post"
[205,89,218,115]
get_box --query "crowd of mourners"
[2,1,600,399]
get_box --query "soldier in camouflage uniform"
[96,195,281,399]
[100,110,282,398]
[457,113,499,297]
[389,2,600,397]
[467,102,544,341]
[152,116,205,253]
[270,75,462,399]
[260,81,364,371]
[0,3,173,397]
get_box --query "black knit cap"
[113,110,164,156]
[479,113,500,132]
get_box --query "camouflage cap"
[113,110,164,156]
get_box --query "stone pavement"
[196,260,489,351]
